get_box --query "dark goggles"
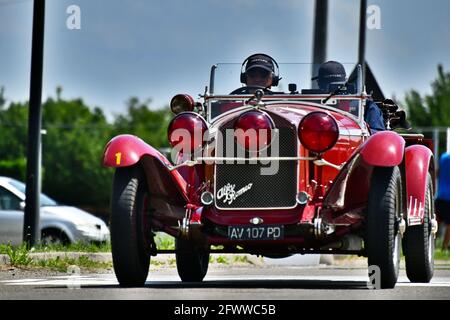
[246,68,271,78]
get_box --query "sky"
[0,0,449,120]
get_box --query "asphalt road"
[1,263,449,300]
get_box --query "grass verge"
[33,256,112,272]
[2,244,33,267]
[3,233,447,272]
[0,243,112,271]
[0,241,111,254]
[435,248,450,261]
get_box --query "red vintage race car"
[103,63,438,289]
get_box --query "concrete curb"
[0,254,8,265]
[1,252,448,268]
[0,252,266,266]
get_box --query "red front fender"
[103,134,171,168]
[103,135,188,205]
[405,145,434,226]
[360,131,405,167]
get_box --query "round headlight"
[168,112,207,153]
[170,94,195,114]
[298,112,339,154]
[233,110,274,152]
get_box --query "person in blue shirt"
[312,61,386,134]
[436,152,450,251]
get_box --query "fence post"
[447,127,450,154]
[433,129,439,159]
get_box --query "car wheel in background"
[366,166,402,289]
[175,237,210,282]
[110,165,152,287]
[41,229,70,246]
[403,173,435,283]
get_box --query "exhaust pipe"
[321,235,363,251]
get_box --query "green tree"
[41,95,114,215]
[405,65,450,127]
[0,101,28,160]
[0,88,171,218]
[405,65,450,156]
[0,89,29,180]
[113,97,171,148]
[0,87,6,108]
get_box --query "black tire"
[110,165,152,287]
[366,166,402,289]
[41,229,70,246]
[404,173,435,283]
[175,238,210,282]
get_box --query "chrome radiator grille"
[214,115,298,209]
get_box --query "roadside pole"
[447,127,450,154]
[358,0,367,84]
[433,128,439,160]
[23,0,46,248]
[311,0,328,89]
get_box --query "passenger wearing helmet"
[312,61,385,134]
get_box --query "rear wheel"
[404,173,435,283]
[366,166,403,289]
[175,238,210,282]
[110,165,152,287]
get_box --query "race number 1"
[115,152,122,165]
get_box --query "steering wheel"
[229,86,273,95]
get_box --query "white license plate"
[227,225,284,240]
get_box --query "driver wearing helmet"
[230,53,280,95]
[243,54,275,89]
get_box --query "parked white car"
[0,176,110,246]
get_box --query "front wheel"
[403,173,435,283]
[175,238,210,282]
[110,165,152,287]
[366,166,403,289]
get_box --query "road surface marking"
[2,274,450,287]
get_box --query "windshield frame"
[205,63,366,123]
[204,93,367,125]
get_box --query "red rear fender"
[405,145,434,226]
[360,131,405,167]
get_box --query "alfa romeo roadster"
[103,62,437,288]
